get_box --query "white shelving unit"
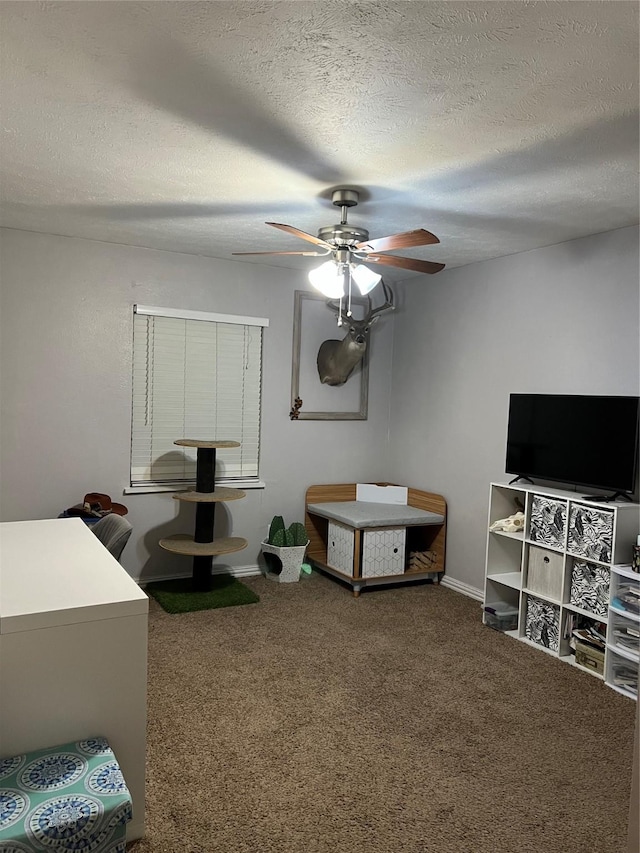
[606,564,639,699]
[483,481,640,698]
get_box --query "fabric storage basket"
[569,560,610,616]
[567,504,614,563]
[527,546,564,601]
[528,495,567,549]
[525,595,560,652]
[361,527,406,578]
[326,520,355,576]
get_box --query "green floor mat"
[146,575,259,614]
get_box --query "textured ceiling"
[0,1,638,281]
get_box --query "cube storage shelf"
[483,482,639,698]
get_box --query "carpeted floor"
[129,572,636,853]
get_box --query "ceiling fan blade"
[355,229,440,253]
[232,250,325,256]
[366,254,446,275]
[266,222,334,249]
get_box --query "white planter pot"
[261,540,309,583]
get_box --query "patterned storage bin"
[528,495,567,549]
[570,560,610,616]
[567,504,614,563]
[327,520,355,576]
[361,527,406,578]
[525,595,560,652]
[0,737,131,852]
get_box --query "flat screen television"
[505,394,640,497]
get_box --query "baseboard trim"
[440,575,484,601]
[137,565,484,601]
[137,564,262,586]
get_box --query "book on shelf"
[572,628,606,651]
[612,662,638,691]
[613,626,640,652]
[612,592,640,615]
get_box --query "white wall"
[0,229,394,582]
[3,226,638,592]
[387,226,640,596]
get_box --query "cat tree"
[158,439,247,591]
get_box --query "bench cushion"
[307,500,444,529]
[0,737,131,852]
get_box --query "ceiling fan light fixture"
[351,263,382,295]
[308,260,344,298]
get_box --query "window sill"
[123,480,266,495]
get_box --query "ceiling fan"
[232,188,445,301]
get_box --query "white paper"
[356,483,408,505]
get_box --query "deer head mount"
[316,281,394,386]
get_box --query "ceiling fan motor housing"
[331,188,359,208]
[317,188,369,246]
[317,223,369,247]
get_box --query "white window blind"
[131,305,267,485]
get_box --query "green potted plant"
[261,516,309,583]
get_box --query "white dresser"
[0,517,149,840]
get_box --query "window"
[131,305,268,487]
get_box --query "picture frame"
[290,290,369,420]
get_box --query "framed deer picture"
[290,287,392,420]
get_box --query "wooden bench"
[305,483,447,596]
